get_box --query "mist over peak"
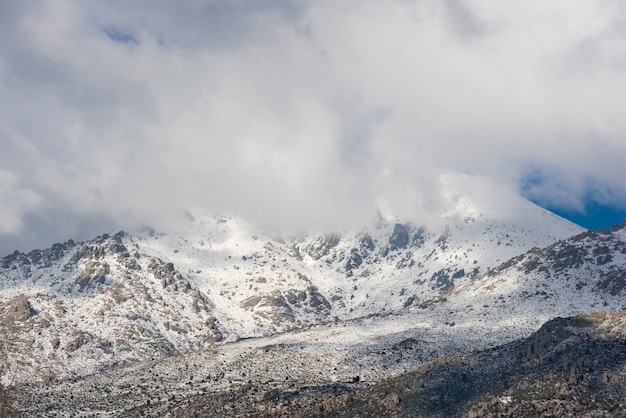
[2,0,625,254]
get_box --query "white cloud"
[1,0,626,253]
[0,170,40,235]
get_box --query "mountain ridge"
[0,191,584,384]
[10,183,626,416]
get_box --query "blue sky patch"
[548,201,626,231]
[521,167,626,231]
[102,27,138,45]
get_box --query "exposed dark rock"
[104,283,135,304]
[108,242,130,258]
[435,233,449,251]
[359,233,375,252]
[596,254,614,265]
[1,250,23,268]
[597,268,626,296]
[412,227,426,247]
[65,331,94,353]
[403,295,417,308]
[395,253,415,269]
[549,243,587,271]
[70,245,106,264]
[593,245,611,256]
[345,249,363,271]
[304,286,331,312]
[452,269,465,279]
[191,290,213,313]
[389,224,410,251]
[431,269,454,291]
[23,240,76,268]
[241,291,295,324]
[49,337,60,349]
[205,317,224,343]
[148,259,188,291]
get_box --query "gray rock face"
[359,233,375,252]
[431,269,454,291]
[148,259,190,291]
[514,230,626,300]
[345,249,363,271]
[1,240,77,271]
[389,224,410,251]
[412,227,426,247]
[395,253,415,269]
[597,268,626,296]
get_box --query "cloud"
[1,0,626,254]
[0,170,40,235]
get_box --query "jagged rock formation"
[0,232,224,381]
[241,286,331,325]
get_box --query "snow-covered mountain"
[13,225,626,416]
[7,175,626,415]
[0,175,584,383]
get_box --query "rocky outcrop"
[1,240,76,269]
[345,249,363,271]
[429,268,466,291]
[1,294,36,326]
[75,261,109,291]
[148,259,192,292]
[241,286,331,325]
[304,233,341,260]
[389,223,410,251]
[359,233,375,252]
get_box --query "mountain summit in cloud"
[0,177,583,383]
[2,0,626,254]
[7,186,626,415]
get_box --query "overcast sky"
[1,0,626,255]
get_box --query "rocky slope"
[282,310,626,418]
[13,306,626,417]
[423,226,626,327]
